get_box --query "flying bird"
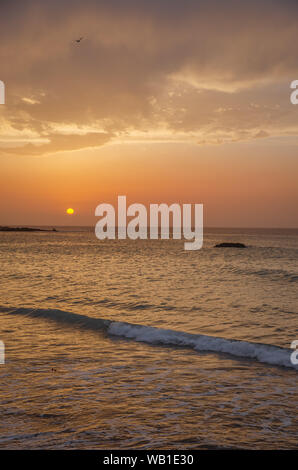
[74,37,84,43]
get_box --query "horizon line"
[1,224,298,230]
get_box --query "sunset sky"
[0,0,297,227]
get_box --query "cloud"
[0,132,111,156]
[0,0,298,153]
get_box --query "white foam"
[108,322,298,370]
[2,306,297,370]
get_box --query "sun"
[66,208,74,215]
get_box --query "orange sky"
[0,0,298,227]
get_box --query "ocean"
[0,228,297,449]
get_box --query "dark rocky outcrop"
[215,242,246,248]
[0,226,58,232]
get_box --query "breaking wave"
[0,306,296,370]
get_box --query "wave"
[68,297,177,312]
[0,306,297,370]
[228,266,298,283]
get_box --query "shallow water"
[0,228,297,448]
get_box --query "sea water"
[0,228,297,449]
